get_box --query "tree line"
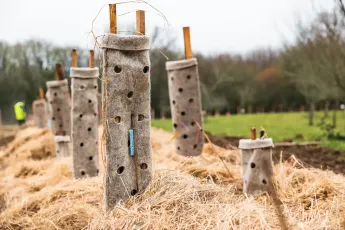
[1,3,345,126]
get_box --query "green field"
[152,111,345,150]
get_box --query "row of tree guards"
[30,4,275,211]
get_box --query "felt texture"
[54,136,70,158]
[46,79,71,136]
[239,138,273,149]
[101,34,150,50]
[70,67,100,179]
[102,34,152,210]
[33,99,47,128]
[240,142,274,195]
[166,58,204,156]
[54,136,70,142]
[56,142,70,159]
[46,79,71,159]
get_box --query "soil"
[205,131,345,175]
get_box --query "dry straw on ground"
[0,126,344,229]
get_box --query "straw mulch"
[0,126,344,229]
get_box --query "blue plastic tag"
[129,129,134,157]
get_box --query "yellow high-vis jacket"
[14,101,27,121]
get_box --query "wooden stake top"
[55,63,65,81]
[39,88,44,99]
[89,50,95,68]
[183,27,193,59]
[71,49,77,68]
[109,4,117,34]
[260,128,265,139]
[136,10,145,35]
[250,127,256,140]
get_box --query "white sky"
[0,0,335,54]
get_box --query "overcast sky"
[0,0,335,54]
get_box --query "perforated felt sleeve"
[101,34,152,210]
[166,58,204,156]
[239,139,274,195]
[46,79,71,136]
[70,67,100,179]
[32,99,47,128]
[241,148,274,195]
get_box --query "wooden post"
[72,49,78,68]
[136,10,145,35]
[39,88,44,99]
[55,63,65,81]
[250,127,256,140]
[109,4,117,34]
[183,27,193,59]
[260,128,265,139]
[89,50,95,68]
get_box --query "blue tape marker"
[129,129,135,157]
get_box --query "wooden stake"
[55,63,65,81]
[136,10,145,35]
[72,49,77,68]
[250,127,256,140]
[109,4,117,34]
[260,128,265,139]
[39,88,44,99]
[183,27,193,59]
[89,50,95,68]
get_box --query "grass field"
[152,111,345,150]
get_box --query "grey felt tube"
[101,34,152,210]
[33,99,47,128]
[239,139,274,195]
[166,58,204,156]
[46,79,71,136]
[46,79,71,158]
[70,67,100,179]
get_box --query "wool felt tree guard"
[70,67,100,179]
[32,99,47,128]
[46,79,71,158]
[239,138,274,195]
[101,34,152,210]
[166,58,204,156]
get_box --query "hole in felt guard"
[140,163,148,170]
[143,66,149,73]
[138,114,145,121]
[114,116,121,123]
[127,91,133,98]
[114,65,122,73]
[117,166,125,174]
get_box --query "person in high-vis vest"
[14,101,27,126]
